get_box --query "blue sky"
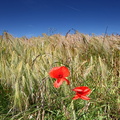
[0,0,120,37]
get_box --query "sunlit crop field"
[0,32,120,120]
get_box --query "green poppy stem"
[71,100,76,120]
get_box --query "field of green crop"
[0,32,120,120]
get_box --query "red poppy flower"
[72,86,91,100]
[49,66,70,88]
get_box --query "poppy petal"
[49,66,70,79]
[60,66,70,77]
[72,87,83,92]
[63,78,70,85]
[49,67,62,78]
[53,79,64,88]
[79,95,90,100]
[72,95,80,100]
[72,86,91,93]
[82,89,91,96]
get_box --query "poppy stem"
[71,100,77,120]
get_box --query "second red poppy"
[72,86,91,100]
